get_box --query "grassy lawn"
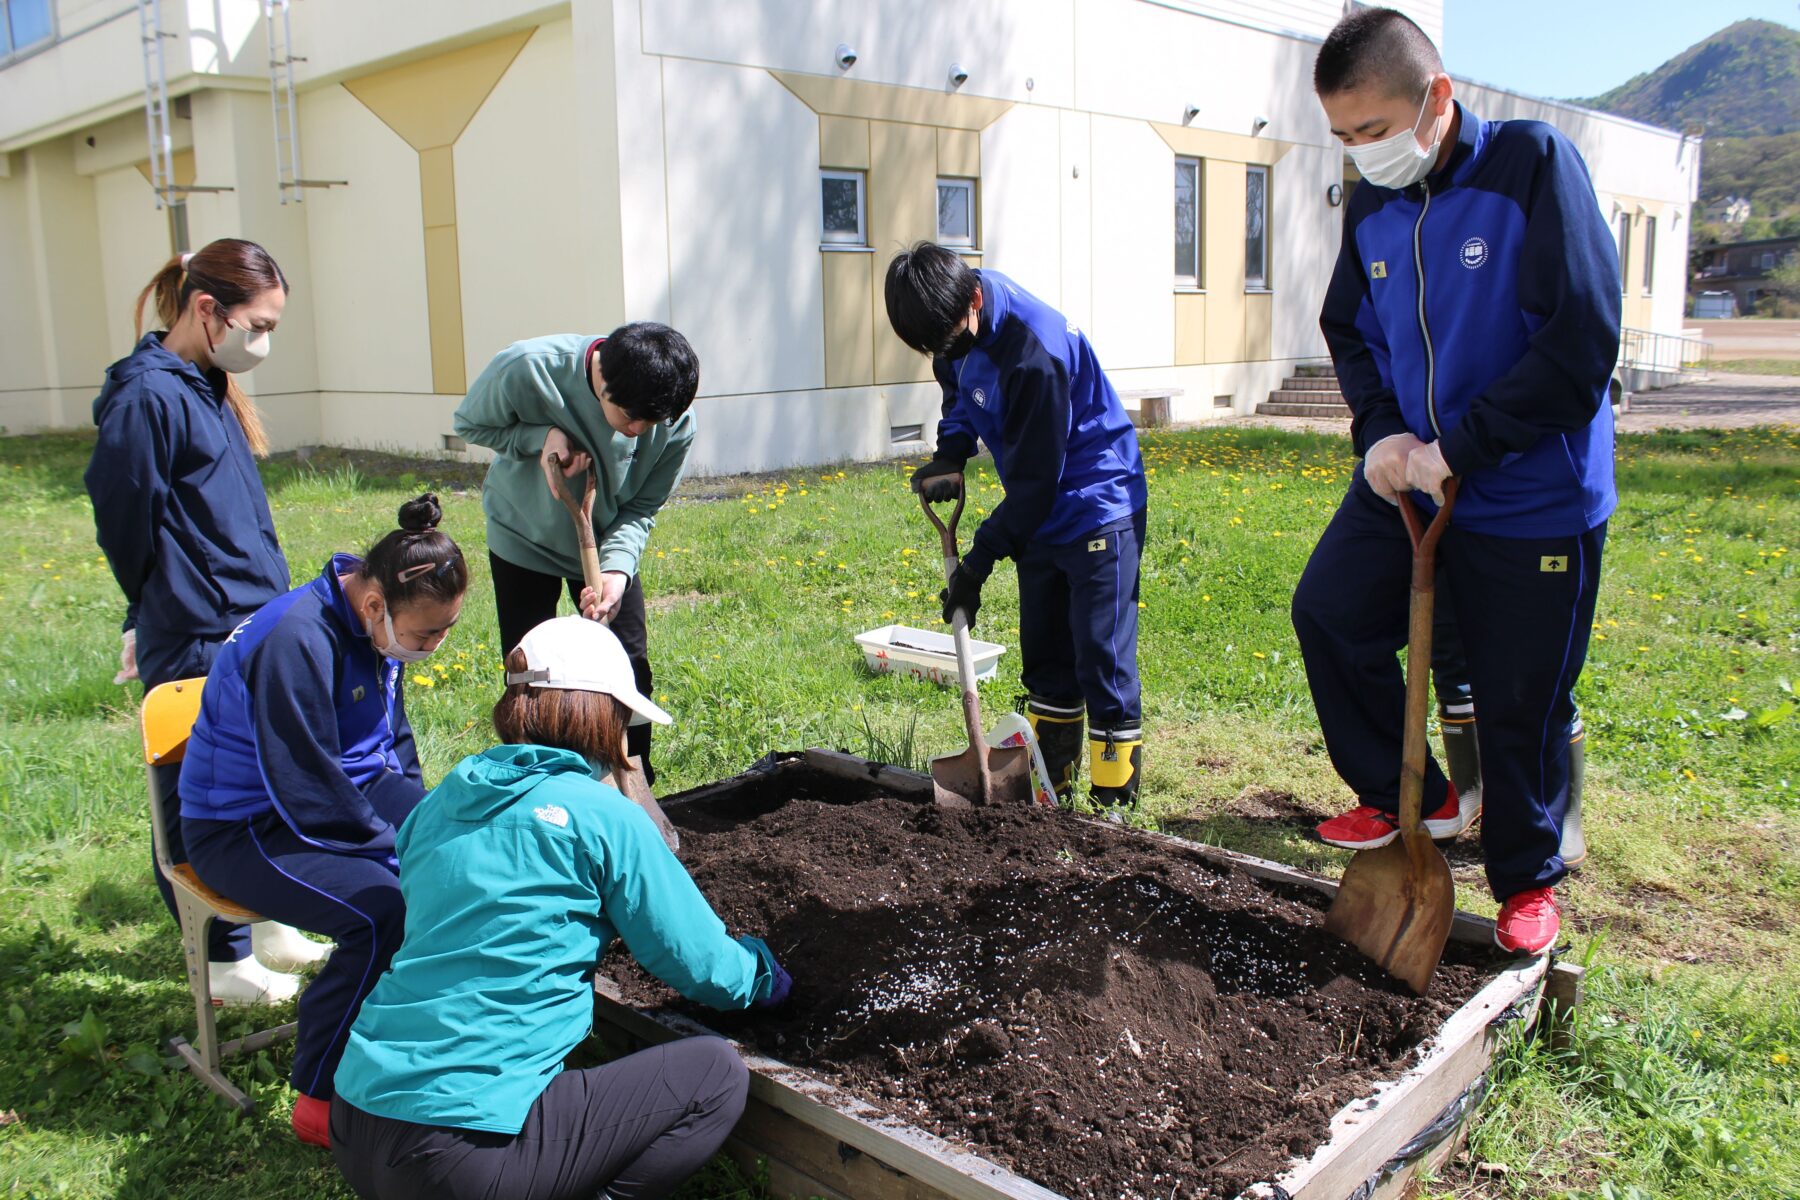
[1710,359,1800,376]
[1,423,1795,1199]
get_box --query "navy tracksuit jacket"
[930,272,1148,734]
[1293,105,1618,899]
[180,554,426,1098]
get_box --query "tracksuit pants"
[1291,480,1605,900]
[143,636,250,964]
[1016,510,1145,737]
[183,795,421,1099]
[489,552,655,781]
[329,1038,749,1200]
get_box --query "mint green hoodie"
[332,744,771,1133]
[453,335,695,580]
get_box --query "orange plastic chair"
[143,677,297,1112]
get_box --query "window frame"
[1641,215,1656,294]
[819,169,867,248]
[1174,156,1202,289]
[1615,212,1632,295]
[1244,164,1270,292]
[936,176,977,249]
[0,0,57,63]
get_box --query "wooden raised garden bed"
[592,750,1556,1200]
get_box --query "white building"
[0,0,1699,475]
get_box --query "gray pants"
[329,1038,748,1200]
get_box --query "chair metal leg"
[172,899,260,1112]
[168,1034,255,1113]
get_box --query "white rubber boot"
[252,922,333,973]
[208,956,302,1008]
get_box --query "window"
[820,170,865,246]
[1615,213,1631,293]
[1760,251,1777,270]
[1174,157,1201,286]
[1642,216,1656,293]
[937,177,976,247]
[1245,165,1269,290]
[1,0,54,58]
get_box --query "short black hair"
[884,242,979,356]
[1313,7,1443,99]
[598,322,700,423]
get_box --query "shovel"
[1323,479,1460,996]
[918,484,1033,808]
[548,453,681,852]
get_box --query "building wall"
[0,0,1693,476]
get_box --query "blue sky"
[1443,0,1800,100]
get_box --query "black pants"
[1291,480,1605,899]
[329,1038,748,1200]
[1016,511,1145,735]
[489,552,654,779]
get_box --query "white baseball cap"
[506,616,672,727]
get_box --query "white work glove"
[1404,440,1453,505]
[1363,433,1423,505]
[115,630,139,685]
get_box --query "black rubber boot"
[1561,719,1587,869]
[1438,702,1482,816]
[1025,696,1085,805]
[1088,731,1142,814]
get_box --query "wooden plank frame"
[593,750,1552,1200]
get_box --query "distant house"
[1702,196,1753,225]
[1691,236,1798,314]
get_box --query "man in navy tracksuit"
[885,244,1148,809]
[1293,8,1618,954]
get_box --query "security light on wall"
[1251,115,1269,136]
[835,43,857,70]
[949,62,969,88]
[1183,104,1201,125]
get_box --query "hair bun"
[397,493,442,533]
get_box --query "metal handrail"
[1620,327,1711,376]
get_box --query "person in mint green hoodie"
[330,617,788,1200]
[453,323,699,786]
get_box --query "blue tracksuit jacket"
[931,271,1147,578]
[86,333,289,662]
[179,554,424,856]
[1322,104,1620,537]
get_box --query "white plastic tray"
[854,624,1007,687]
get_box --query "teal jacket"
[332,744,773,1133]
[453,335,694,580]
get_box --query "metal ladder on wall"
[137,0,187,246]
[266,0,344,203]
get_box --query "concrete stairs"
[1257,364,1351,418]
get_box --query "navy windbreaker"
[1322,104,1620,537]
[179,554,424,857]
[931,271,1146,578]
[85,333,289,647]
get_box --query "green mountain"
[1578,19,1800,138]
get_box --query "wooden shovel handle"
[1396,479,1457,843]
[549,453,605,594]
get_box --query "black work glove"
[910,458,965,503]
[940,563,984,629]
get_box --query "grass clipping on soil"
[606,770,1499,1199]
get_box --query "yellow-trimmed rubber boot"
[1025,697,1085,805]
[1560,719,1587,869]
[1089,730,1142,814]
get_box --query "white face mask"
[1345,83,1444,190]
[207,312,273,374]
[375,605,437,663]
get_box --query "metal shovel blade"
[929,742,1033,808]
[609,757,680,852]
[1323,831,1456,995]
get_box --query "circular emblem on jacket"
[973,388,988,408]
[1459,237,1489,269]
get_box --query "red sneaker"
[1315,806,1398,849]
[1423,782,1478,840]
[1494,887,1561,955]
[292,1093,331,1148]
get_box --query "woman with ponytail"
[84,238,312,1006]
[178,495,469,1148]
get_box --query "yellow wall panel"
[1152,123,1296,167]
[1245,291,1273,363]
[342,31,534,150]
[1175,292,1206,365]
[422,225,466,395]
[819,116,869,169]
[937,127,980,178]
[774,72,1012,131]
[418,146,456,228]
[1204,159,1246,362]
[870,120,938,385]
[823,252,875,388]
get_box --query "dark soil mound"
[606,768,1500,1199]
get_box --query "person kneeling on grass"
[329,616,790,1200]
[180,495,468,1147]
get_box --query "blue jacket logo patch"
[1370,261,1387,279]
[1460,237,1489,270]
[973,388,988,408]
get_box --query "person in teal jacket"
[330,616,788,1200]
[452,324,700,787]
